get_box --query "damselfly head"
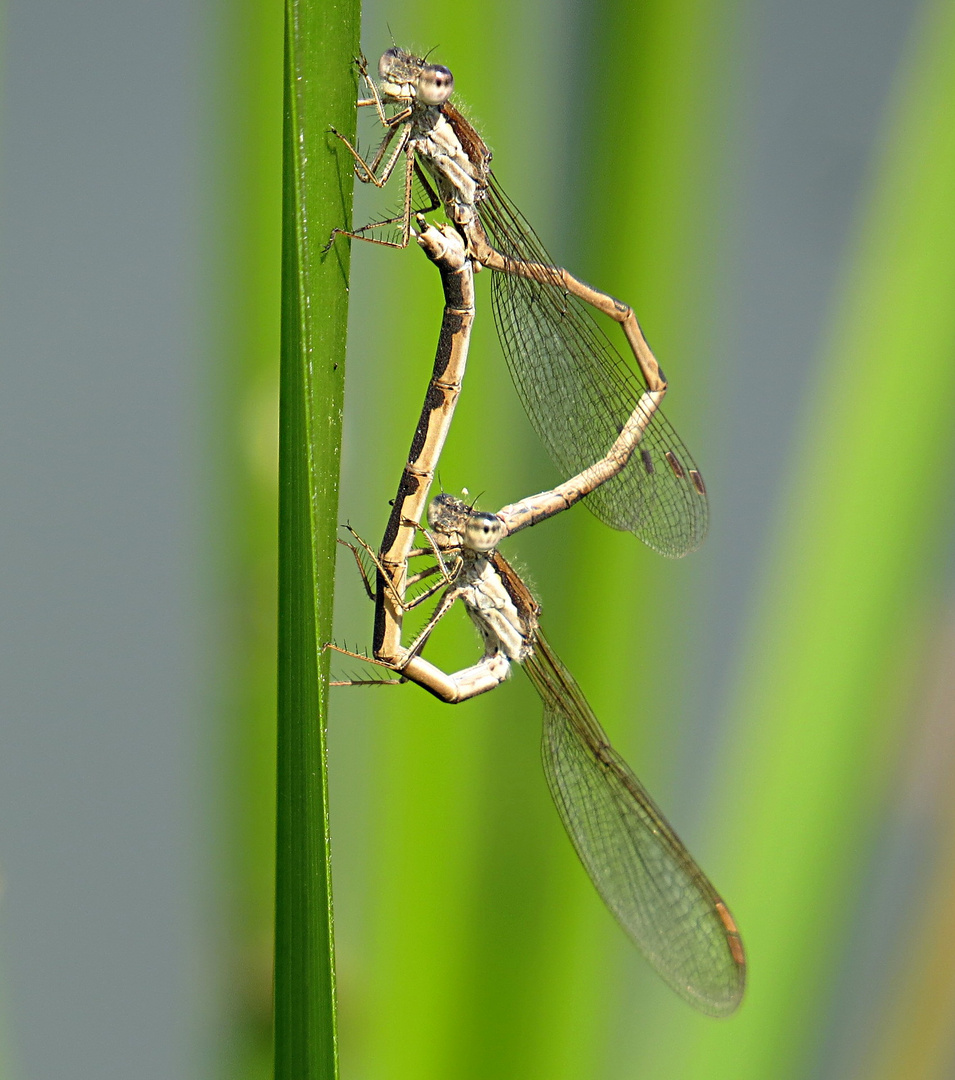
[378,47,454,106]
[428,493,504,552]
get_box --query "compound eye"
[427,493,453,529]
[417,64,454,105]
[465,513,504,551]
[378,47,402,78]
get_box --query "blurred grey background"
[0,1,920,1077]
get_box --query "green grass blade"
[274,2,359,1078]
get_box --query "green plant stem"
[274,1,359,1077]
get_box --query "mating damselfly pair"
[327,45,745,1018]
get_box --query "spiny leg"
[324,139,417,251]
[402,584,463,660]
[342,524,461,613]
[325,641,405,687]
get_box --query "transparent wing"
[524,632,745,1016]
[480,177,708,557]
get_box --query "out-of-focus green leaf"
[659,1,955,1077]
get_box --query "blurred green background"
[3,0,955,1077]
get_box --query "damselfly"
[327,46,708,558]
[329,217,745,1017]
[342,492,745,1016]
